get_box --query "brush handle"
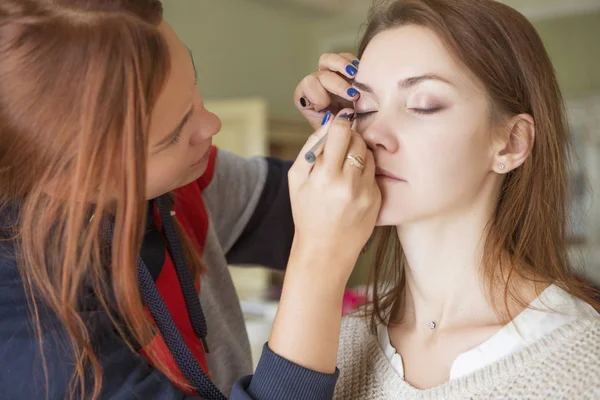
[304,133,328,163]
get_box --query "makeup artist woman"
[0,1,375,399]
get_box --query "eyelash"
[170,130,184,145]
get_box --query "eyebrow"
[353,74,453,93]
[153,48,197,151]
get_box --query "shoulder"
[337,313,380,371]
[335,314,390,400]
[503,317,600,398]
[201,147,268,193]
[340,313,372,342]
[556,317,600,367]
[338,313,373,359]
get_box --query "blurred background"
[163,0,600,366]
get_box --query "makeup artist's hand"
[288,109,380,274]
[294,53,360,130]
[269,109,380,375]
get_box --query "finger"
[315,71,360,102]
[295,74,331,111]
[339,53,360,67]
[318,53,358,79]
[361,149,376,182]
[361,151,379,206]
[289,112,333,180]
[342,132,368,175]
[321,109,355,173]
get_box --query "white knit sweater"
[334,315,600,399]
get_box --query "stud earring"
[498,163,506,171]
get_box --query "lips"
[191,148,211,167]
[375,167,404,181]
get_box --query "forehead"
[148,22,195,142]
[358,25,482,93]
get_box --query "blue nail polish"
[321,111,332,125]
[346,65,357,76]
[339,113,355,122]
[347,88,359,97]
[352,60,359,67]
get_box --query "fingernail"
[352,60,359,67]
[339,113,355,122]
[321,111,332,125]
[345,65,357,76]
[347,88,359,97]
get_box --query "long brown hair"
[0,0,201,398]
[360,0,599,330]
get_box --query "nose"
[361,116,399,154]
[204,109,221,137]
[189,108,221,146]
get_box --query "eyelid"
[408,106,444,115]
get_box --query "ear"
[492,114,535,174]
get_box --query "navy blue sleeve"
[0,241,199,400]
[230,344,338,400]
[226,158,294,270]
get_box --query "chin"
[375,199,424,227]
[375,203,401,226]
[146,169,208,200]
[191,164,207,180]
[375,213,402,227]
[375,191,404,226]
[178,167,206,189]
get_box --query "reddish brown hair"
[359,0,599,330]
[0,0,201,398]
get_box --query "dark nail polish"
[345,65,357,76]
[321,111,332,125]
[339,113,355,122]
[300,97,308,107]
[352,60,359,67]
[347,88,359,97]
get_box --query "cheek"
[413,119,491,189]
[145,154,188,198]
[405,125,492,208]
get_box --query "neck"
[395,197,501,331]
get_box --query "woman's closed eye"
[406,93,446,115]
[408,106,444,114]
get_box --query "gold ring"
[346,153,365,170]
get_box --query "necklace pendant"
[429,321,437,330]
